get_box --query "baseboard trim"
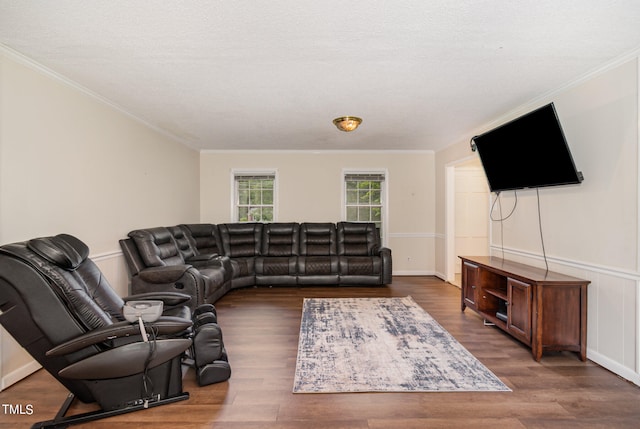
[587,349,640,387]
[393,270,437,276]
[388,233,436,239]
[1,359,41,391]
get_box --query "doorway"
[445,157,490,286]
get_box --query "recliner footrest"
[191,319,231,385]
[193,303,217,325]
[197,361,232,386]
[194,303,217,318]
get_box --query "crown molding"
[0,43,196,150]
[448,45,640,149]
[200,149,434,155]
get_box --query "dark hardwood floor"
[2,276,639,428]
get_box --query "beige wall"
[200,150,436,274]
[3,43,639,391]
[0,50,200,389]
[435,58,640,385]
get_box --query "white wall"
[200,150,436,274]
[435,57,640,385]
[0,49,201,389]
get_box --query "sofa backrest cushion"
[299,223,337,256]
[261,223,299,256]
[337,222,380,256]
[128,227,184,267]
[218,223,263,258]
[168,225,197,260]
[180,224,223,255]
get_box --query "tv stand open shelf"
[459,256,590,362]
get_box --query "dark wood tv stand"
[459,256,590,361]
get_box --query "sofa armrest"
[137,265,193,283]
[379,246,393,284]
[186,253,219,262]
[186,253,229,269]
[378,246,391,256]
[132,266,204,311]
[46,317,193,357]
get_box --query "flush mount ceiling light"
[333,116,362,132]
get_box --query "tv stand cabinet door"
[461,261,479,311]
[507,278,532,345]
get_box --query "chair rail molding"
[490,244,640,387]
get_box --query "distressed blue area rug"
[293,296,510,393]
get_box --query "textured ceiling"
[2,1,640,151]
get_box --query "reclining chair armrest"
[58,338,193,380]
[137,264,193,283]
[46,317,193,357]
[124,292,191,307]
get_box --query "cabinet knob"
[471,285,476,289]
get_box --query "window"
[343,172,387,242]
[233,172,276,222]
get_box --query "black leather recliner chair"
[0,234,230,428]
[297,222,339,284]
[255,222,299,285]
[122,227,230,310]
[217,223,263,288]
[337,222,393,285]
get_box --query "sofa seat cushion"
[228,257,255,278]
[339,256,382,276]
[255,256,297,276]
[199,267,227,299]
[200,266,226,284]
[297,255,339,285]
[298,256,338,276]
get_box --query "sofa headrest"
[128,227,185,267]
[27,234,89,270]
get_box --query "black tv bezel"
[472,102,583,193]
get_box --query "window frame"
[341,169,389,246]
[230,169,278,222]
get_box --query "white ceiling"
[2,1,640,152]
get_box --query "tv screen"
[472,103,583,193]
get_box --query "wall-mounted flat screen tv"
[472,102,583,193]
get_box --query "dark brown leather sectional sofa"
[120,222,392,310]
